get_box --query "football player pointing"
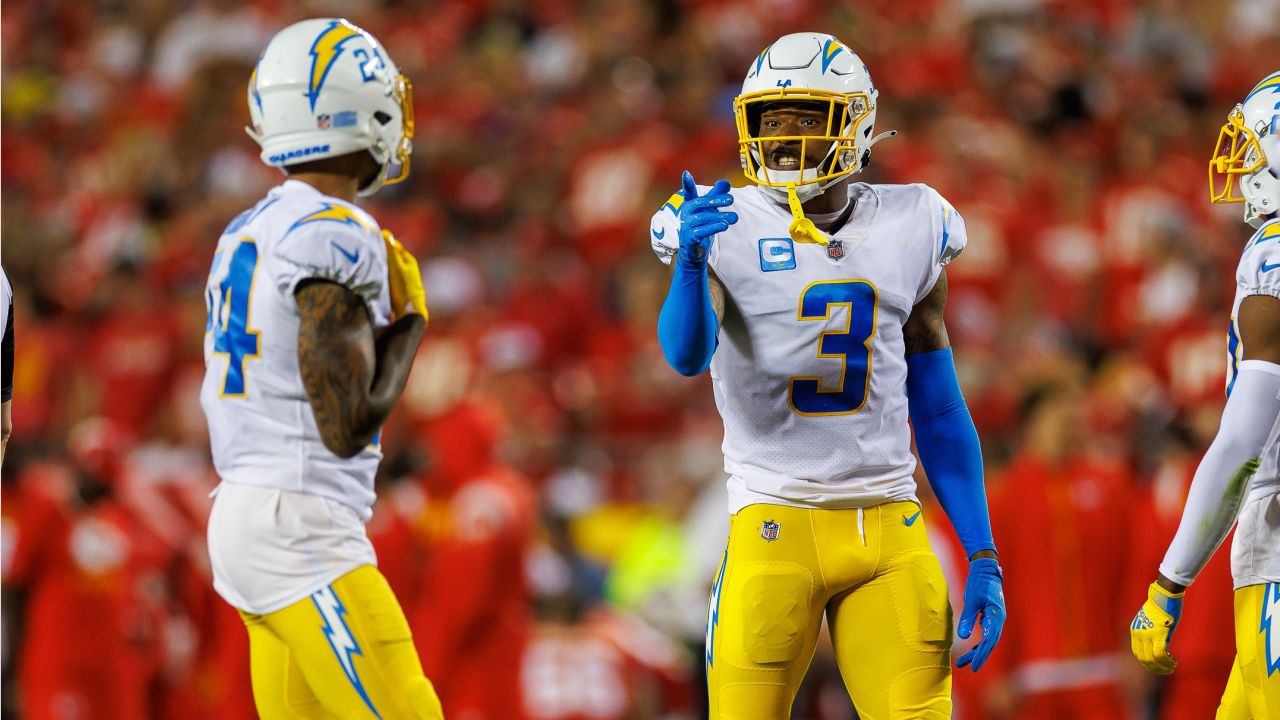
[1130,71,1280,717]
[201,19,443,719]
[651,33,1004,718]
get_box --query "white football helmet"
[1210,70,1280,228]
[734,33,892,203]
[247,18,413,197]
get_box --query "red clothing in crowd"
[2,473,163,720]
[87,303,181,433]
[984,452,1136,720]
[1128,455,1237,720]
[412,402,537,720]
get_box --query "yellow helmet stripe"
[1245,73,1280,103]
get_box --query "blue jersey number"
[208,239,262,396]
[789,280,878,416]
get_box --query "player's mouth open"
[771,149,802,169]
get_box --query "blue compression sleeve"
[657,258,719,376]
[906,348,996,558]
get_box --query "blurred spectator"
[3,0,1275,716]
[412,399,537,720]
[1127,429,1237,720]
[982,382,1140,719]
[523,514,696,720]
[2,419,164,720]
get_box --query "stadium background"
[2,0,1277,718]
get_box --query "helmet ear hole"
[374,111,393,125]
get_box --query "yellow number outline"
[787,279,879,417]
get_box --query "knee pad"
[888,552,952,652]
[739,564,814,665]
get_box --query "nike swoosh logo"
[1262,260,1280,273]
[903,510,921,527]
[331,241,360,264]
[652,227,666,240]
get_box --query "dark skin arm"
[903,270,951,356]
[1156,293,1280,594]
[707,265,727,323]
[295,279,424,459]
[903,271,998,562]
[666,260,728,321]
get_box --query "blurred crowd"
[3,0,1279,718]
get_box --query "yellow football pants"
[706,501,953,720]
[1217,581,1280,719]
[239,564,444,720]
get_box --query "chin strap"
[786,131,898,246]
[787,183,830,246]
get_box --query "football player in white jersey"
[650,33,1004,718]
[200,18,443,719]
[1130,70,1280,718]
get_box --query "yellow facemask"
[733,87,872,191]
[384,74,414,185]
[1209,105,1268,205]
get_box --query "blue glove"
[956,557,1005,671]
[675,170,737,266]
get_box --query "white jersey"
[200,179,392,520]
[1226,218,1280,587]
[651,182,967,514]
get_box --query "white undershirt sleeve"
[1159,360,1280,586]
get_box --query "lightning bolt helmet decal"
[308,20,364,111]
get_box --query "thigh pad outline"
[887,551,953,652]
[737,562,817,665]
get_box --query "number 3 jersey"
[200,179,393,519]
[651,182,967,514]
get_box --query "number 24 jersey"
[200,179,393,519]
[651,182,967,514]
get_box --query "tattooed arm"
[903,270,949,355]
[295,280,425,458]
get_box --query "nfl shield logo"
[826,239,845,259]
[761,520,780,542]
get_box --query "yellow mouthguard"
[786,183,830,246]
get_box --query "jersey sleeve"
[2,267,12,403]
[2,299,12,403]
[268,214,391,326]
[915,186,969,304]
[1237,221,1280,300]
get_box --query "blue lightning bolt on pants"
[1218,581,1280,719]
[239,565,444,720]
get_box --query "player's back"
[650,182,966,513]
[200,179,392,518]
